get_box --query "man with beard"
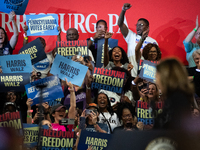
[118,3,158,77]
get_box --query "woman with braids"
[95,92,120,133]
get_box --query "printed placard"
[39,129,74,150]
[0,0,29,15]
[96,38,118,68]
[138,59,157,72]
[25,75,64,106]
[0,54,32,73]
[50,54,88,87]
[0,111,23,136]
[26,14,59,36]
[0,73,30,92]
[78,130,111,150]
[48,98,62,107]
[139,60,157,83]
[91,67,126,94]
[23,123,48,148]
[18,38,46,64]
[56,40,88,59]
[136,101,163,125]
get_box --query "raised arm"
[185,15,199,42]
[117,3,131,38]
[57,26,61,41]
[9,11,19,49]
[65,78,76,119]
[23,25,28,46]
[135,29,149,63]
[104,32,113,67]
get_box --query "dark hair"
[111,67,133,93]
[117,102,135,122]
[0,27,9,46]
[96,20,107,28]
[95,92,114,116]
[38,37,46,48]
[142,43,161,61]
[109,46,129,65]
[138,18,149,27]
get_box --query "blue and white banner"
[96,38,118,68]
[139,60,156,83]
[26,14,59,36]
[0,73,30,92]
[0,0,29,15]
[50,54,88,87]
[25,75,64,106]
[0,54,32,73]
[18,38,47,64]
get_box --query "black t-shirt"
[87,38,101,62]
[0,42,13,56]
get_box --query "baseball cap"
[51,104,66,114]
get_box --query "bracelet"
[194,28,197,32]
[23,33,28,40]
[27,115,32,118]
[27,110,33,113]
[90,37,94,42]
[140,38,144,42]
[122,7,126,11]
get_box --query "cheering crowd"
[0,3,200,150]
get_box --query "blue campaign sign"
[0,54,32,73]
[0,73,30,92]
[25,75,64,106]
[96,38,118,68]
[23,123,48,148]
[139,60,157,83]
[26,14,59,36]
[50,54,88,87]
[0,0,29,15]
[78,130,111,150]
[18,38,47,64]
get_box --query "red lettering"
[93,67,97,74]
[12,111,20,120]
[101,68,105,75]
[71,41,76,47]
[97,68,102,74]
[56,130,62,138]
[66,131,74,138]
[105,69,108,76]
[62,131,67,138]
[43,129,49,136]
[137,101,141,107]
[49,129,52,137]
[3,113,7,121]
[108,70,112,76]
[51,130,56,137]
[81,40,87,46]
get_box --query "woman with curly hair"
[135,29,161,63]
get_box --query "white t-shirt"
[125,29,158,77]
[98,112,121,132]
[99,90,134,106]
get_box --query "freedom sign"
[0,54,32,73]
[0,73,30,92]
[56,40,88,59]
[50,54,88,87]
[0,0,29,15]
[96,38,118,68]
[18,38,47,64]
[26,14,59,36]
[91,67,126,94]
[25,75,64,106]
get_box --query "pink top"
[51,123,73,132]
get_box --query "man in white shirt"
[118,3,158,77]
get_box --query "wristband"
[194,28,197,32]
[23,33,28,40]
[86,85,91,89]
[27,115,32,118]
[90,37,94,42]
[122,7,126,11]
[27,110,33,113]
[140,38,144,42]
[131,80,136,85]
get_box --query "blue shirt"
[183,40,200,67]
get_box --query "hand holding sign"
[9,11,15,21]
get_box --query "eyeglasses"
[149,50,157,54]
[7,92,15,96]
[136,23,145,27]
[122,114,132,119]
